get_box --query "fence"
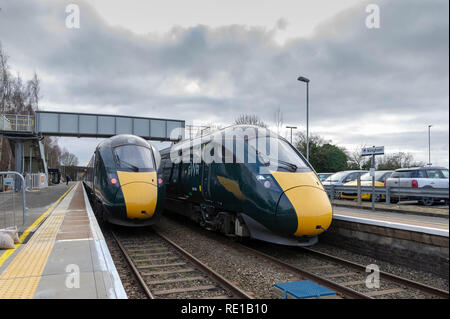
[0,171,27,230]
[25,173,48,190]
[0,114,34,133]
[323,184,449,204]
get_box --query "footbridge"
[0,111,185,188]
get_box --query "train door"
[201,143,213,201]
[201,160,212,201]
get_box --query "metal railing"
[185,125,211,140]
[0,114,35,133]
[25,173,48,190]
[0,171,27,230]
[324,184,449,203]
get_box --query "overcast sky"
[0,0,448,167]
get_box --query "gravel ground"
[245,240,448,298]
[99,208,448,299]
[153,214,303,299]
[101,225,148,299]
[160,212,448,299]
[309,242,449,292]
[114,230,233,299]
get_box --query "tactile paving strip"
[0,185,76,299]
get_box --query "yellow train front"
[84,134,165,226]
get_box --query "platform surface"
[334,206,449,236]
[0,182,126,299]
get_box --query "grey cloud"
[0,0,448,166]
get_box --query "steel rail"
[111,231,155,299]
[300,247,449,299]
[154,229,254,299]
[112,229,253,299]
[236,244,372,299]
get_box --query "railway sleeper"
[152,285,219,296]
[141,268,197,276]
[146,276,206,285]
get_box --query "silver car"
[385,166,449,205]
[322,170,368,199]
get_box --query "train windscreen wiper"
[264,157,298,172]
[256,150,297,171]
[275,159,298,172]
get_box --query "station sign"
[3,177,14,191]
[362,146,384,156]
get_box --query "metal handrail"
[0,171,27,231]
[324,184,449,201]
[0,114,35,133]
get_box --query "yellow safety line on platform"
[0,184,77,299]
[0,184,74,268]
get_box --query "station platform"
[334,206,449,237]
[0,182,126,299]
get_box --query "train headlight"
[107,173,119,186]
[255,174,281,192]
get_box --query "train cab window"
[269,138,311,172]
[113,145,155,172]
[247,137,310,172]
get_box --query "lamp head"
[297,76,310,83]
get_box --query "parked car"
[317,173,333,182]
[322,170,368,199]
[341,170,393,201]
[385,166,449,206]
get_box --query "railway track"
[111,229,253,299]
[158,213,448,299]
[238,243,449,299]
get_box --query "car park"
[322,170,368,199]
[317,173,333,182]
[385,166,449,206]
[341,170,393,201]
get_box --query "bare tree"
[347,145,367,169]
[234,114,267,128]
[0,43,44,170]
[377,152,424,170]
[0,43,11,113]
[27,72,40,112]
[274,107,283,135]
[60,148,79,167]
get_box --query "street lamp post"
[286,126,297,144]
[428,125,432,166]
[297,76,310,161]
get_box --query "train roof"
[97,134,151,150]
[160,124,284,155]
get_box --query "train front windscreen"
[250,137,312,173]
[113,145,155,172]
